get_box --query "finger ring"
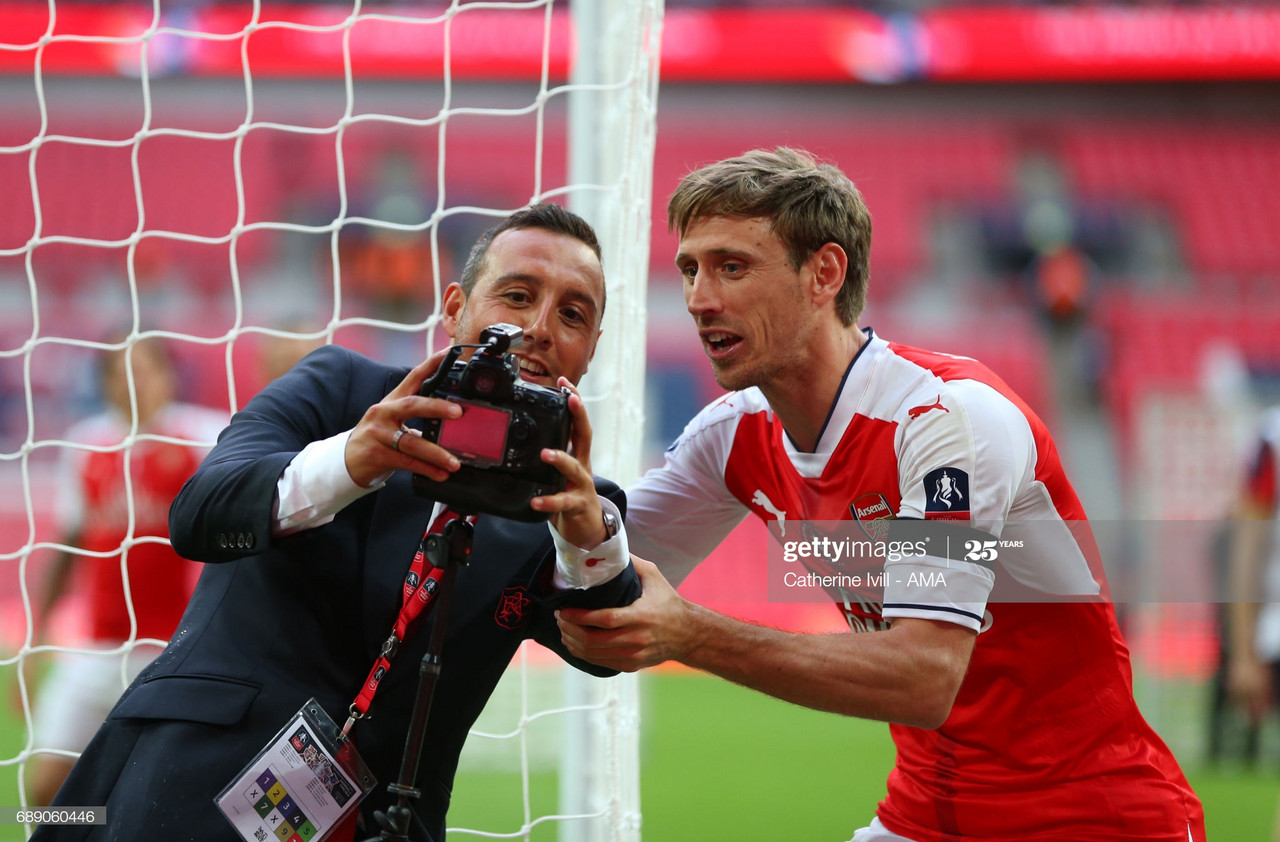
[392,427,407,452]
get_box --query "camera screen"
[438,401,510,466]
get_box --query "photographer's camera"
[412,324,571,522]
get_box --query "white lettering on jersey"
[836,587,891,633]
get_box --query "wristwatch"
[601,510,619,540]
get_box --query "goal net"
[0,0,661,838]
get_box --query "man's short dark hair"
[458,203,605,312]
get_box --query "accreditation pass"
[216,700,375,842]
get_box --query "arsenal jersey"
[627,330,1204,842]
[56,403,227,643]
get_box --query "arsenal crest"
[494,585,532,630]
[851,492,895,543]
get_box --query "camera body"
[412,323,571,522]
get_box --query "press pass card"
[216,699,376,842]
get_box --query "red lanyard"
[342,507,468,738]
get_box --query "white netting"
[0,1,661,838]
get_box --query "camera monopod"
[360,513,475,842]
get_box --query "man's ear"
[809,242,848,311]
[441,283,466,339]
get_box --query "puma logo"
[751,489,787,536]
[908,395,949,419]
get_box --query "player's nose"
[684,271,720,317]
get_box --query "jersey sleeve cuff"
[880,556,995,633]
[550,496,629,590]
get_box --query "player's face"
[443,227,604,388]
[103,341,174,425]
[676,215,817,393]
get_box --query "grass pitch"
[0,668,1275,841]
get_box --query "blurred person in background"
[35,203,639,842]
[256,322,325,388]
[558,147,1206,842]
[1227,405,1280,841]
[26,336,227,805]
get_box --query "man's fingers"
[557,614,659,672]
[556,606,622,630]
[392,430,460,481]
[559,377,593,468]
[543,447,593,488]
[390,350,450,399]
[529,448,594,515]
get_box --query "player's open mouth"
[703,331,742,359]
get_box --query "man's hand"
[556,557,693,671]
[344,351,464,488]
[1228,652,1273,722]
[530,379,607,549]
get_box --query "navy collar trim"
[783,326,875,453]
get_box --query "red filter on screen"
[438,403,509,466]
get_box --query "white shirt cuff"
[273,430,388,537]
[550,496,629,590]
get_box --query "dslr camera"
[412,323,572,522]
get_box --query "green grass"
[636,672,886,841]
[449,670,1279,840]
[2,670,1277,840]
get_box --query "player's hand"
[344,350,463,488]
[1227,652,1273,722]
[531,380,605,549]
[556,556,693,671]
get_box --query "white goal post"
[0,1,662,839]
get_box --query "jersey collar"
[782,327,886,476]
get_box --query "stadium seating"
[7,111,1280,472]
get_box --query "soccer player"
[557,147,1206,841]
[27,337,226,805]
[1227,406,1280,840]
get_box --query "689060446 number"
[5,807,106,826]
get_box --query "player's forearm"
[676,604,970,729]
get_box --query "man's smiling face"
[444,226,605,388]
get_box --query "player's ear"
[441,283,466,339]
[809,242,848,310]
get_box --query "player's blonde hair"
[667,147,871,326]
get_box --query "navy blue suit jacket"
[40,345,640,842]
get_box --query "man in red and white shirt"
[557,148,1205,841]
[29,338,226,805]
[1227,407,1280,744]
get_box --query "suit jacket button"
[217,533,228,549]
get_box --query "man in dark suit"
[38,203,640,842]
